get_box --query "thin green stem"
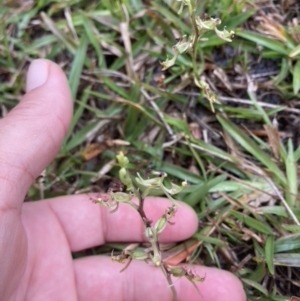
[189,1,200,83]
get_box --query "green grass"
[2,0,300,299]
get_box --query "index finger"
[22,195,199,252]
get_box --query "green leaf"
[265,236,275,275]
[184,175,226,206]
[293,60,300,94]
[64,120,99,152]
[242,278,268,296]
[26,35,58,53]
[151,2,191,34]
[275,234,300,252]
[274,58,289,85]
[285,139,297,206]
[294,144,300,161]
[256,206,289,217]
[282,224,300,233]
[163,116,190,134]
[222,10,256,29]
[217,115,286,185]
[81,13,105,68]
[231,211,273,234]
[289,44,300,58]
[193,234,227,246]
[188,136,238,163]
[161,162,202,184]
[40,12,76,54]
[247,262,266,282]
[247,90,271,125]
[63,88,90,147]
[237,31,289,55]
[273,253,300,267]
[68,35,88,100]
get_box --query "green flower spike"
[116,151,134,191]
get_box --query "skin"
[0,59,247,301]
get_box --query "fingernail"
[26,59,50,92]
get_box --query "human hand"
[0,59,246,301]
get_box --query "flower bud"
[154,216,167,234]
[168,266,186,277]
[119,167,133,190]
[128,249,149,261]
[116,151,129,168]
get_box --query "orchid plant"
[92,152,204,301]
[160,0,235,111]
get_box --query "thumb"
[0,59,73,210]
